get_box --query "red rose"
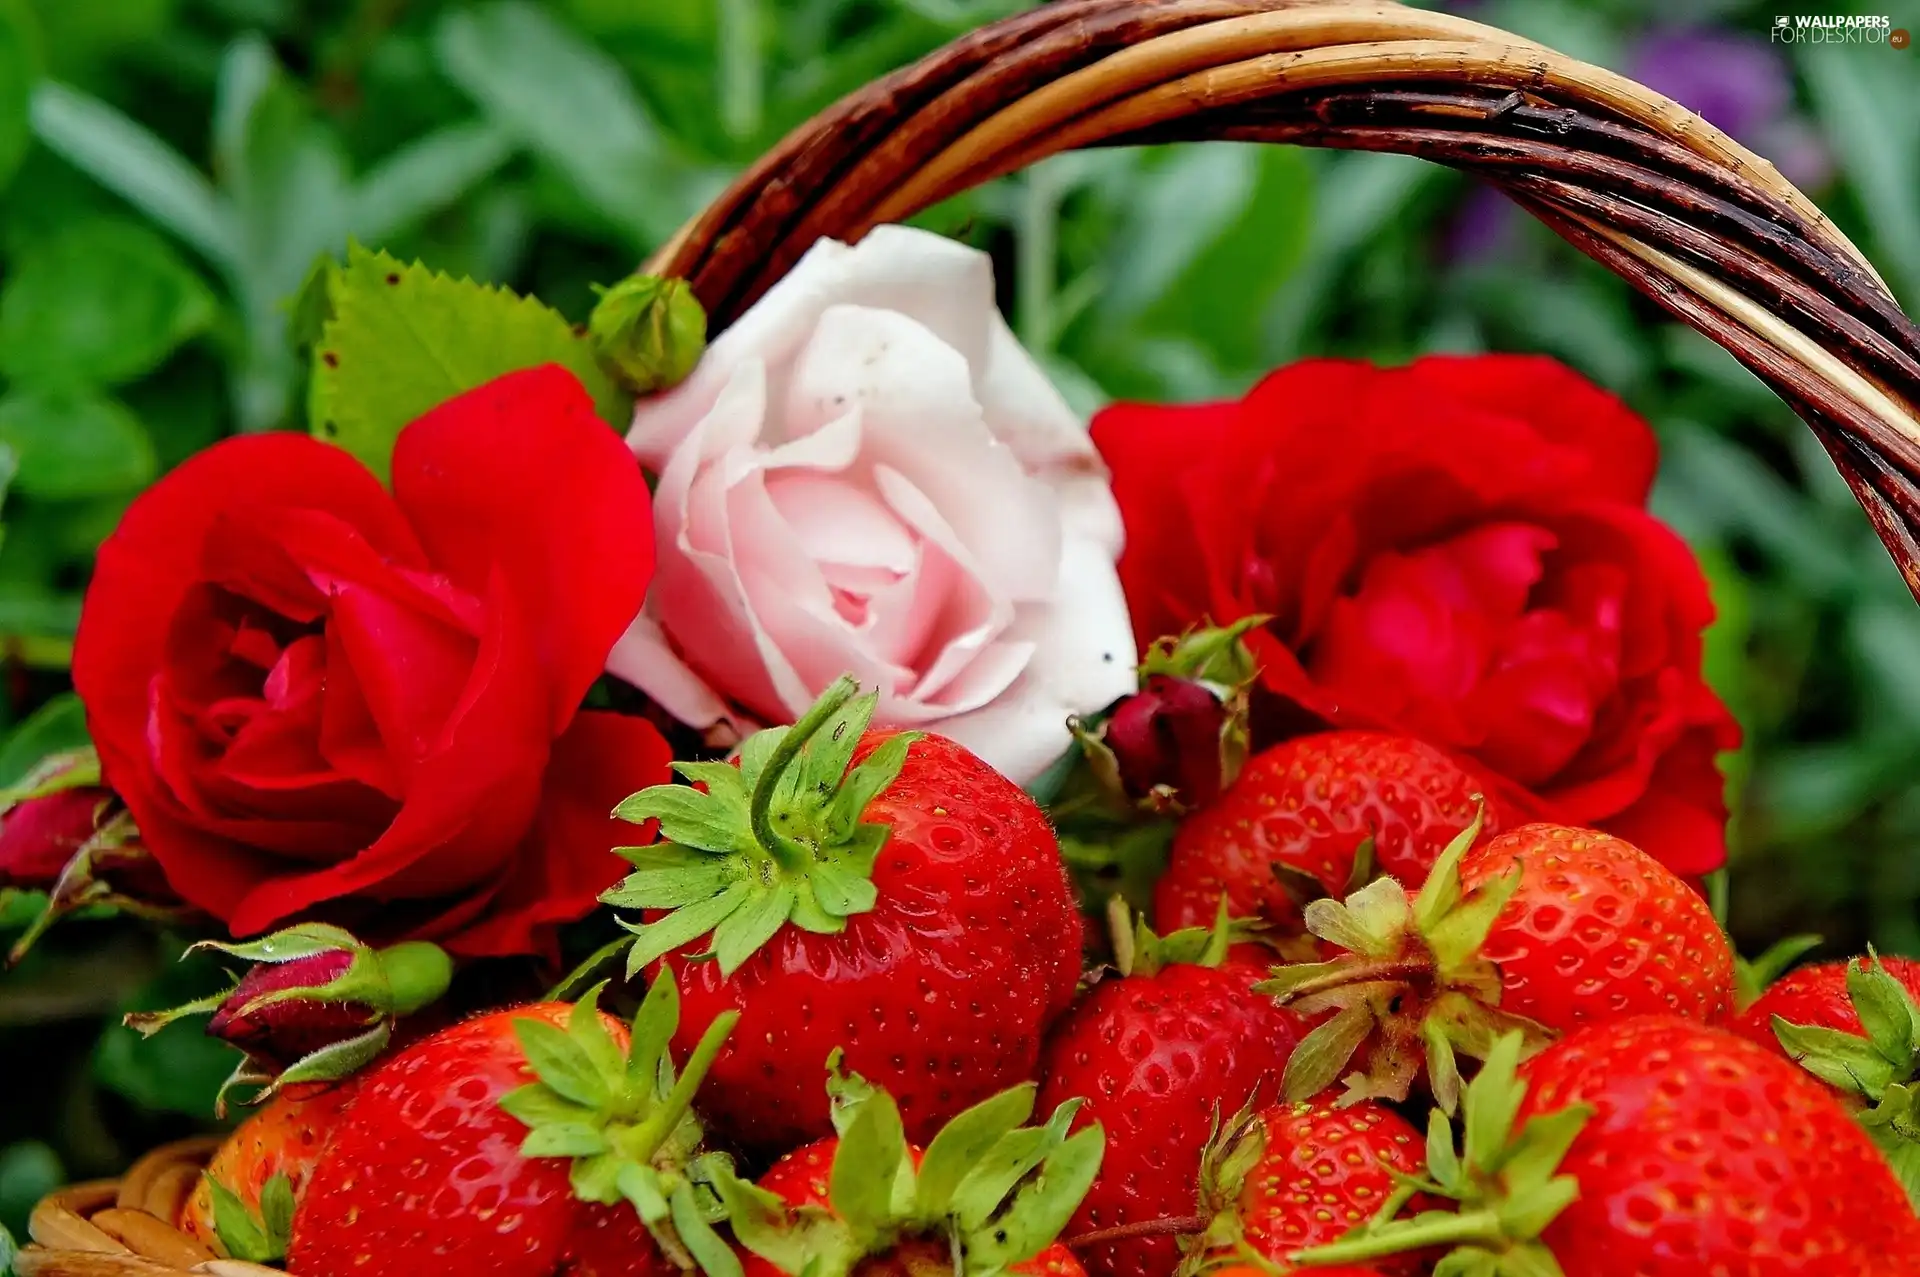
[1091,355,1739,876]
[72,365,672,958]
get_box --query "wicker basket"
[21,1,1920,1273]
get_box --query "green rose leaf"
[306,241,624,481]
[0,218,217,389]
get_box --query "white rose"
[608,225,1137,783]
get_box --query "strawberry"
[713,1059,1100,1277]
[1035,902,1315,1277]
[1179,1098,1430,1275]
[1733,953,1920,1207]
[1263,819,1733,1110]
[289,975,738,1277]
[1732,953,1920,1058]
[1153,732,1501,936]
[605,677,1082,1151]
[1301,1022,1920,1276]
[177,1080,358,1264]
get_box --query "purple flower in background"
[1628,28,1790,140]
[1627,27,1832,189]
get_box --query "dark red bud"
[1104,675,1230,809]
[0,787,109,889]
[206,950,369,1069]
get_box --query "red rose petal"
[439,709,674,960]
[1405,354,1659,504]
[1091,397,1234,645]
[391,365,656,734]
[222,571,549,935]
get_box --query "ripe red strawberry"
[178,1080,358,1263]
[715,1061,1099,1277]
[1035,903,1315,1277]
[289,976,737,1277]
[1301,1022,1920,1276]
[1732,954,1920,1057]
[1181,1096,1430,1275]
[1154,732,1501,936]
[1264,820,1733,1109]
[1732,953,1920,1207]
[607,677,1083,1151]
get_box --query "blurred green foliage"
[0,0,1917,1221]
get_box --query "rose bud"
[128,923,452,1109]
[1073,618,1263,817]
[1104,674,1234,809]
[588,273,707,394]
[0,749,111,890]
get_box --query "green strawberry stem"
[748,676,860,871]
[631,1007,740,1150]
[1292,1207,1513,1265]
[604,675,924,977]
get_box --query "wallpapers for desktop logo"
[1771,14,1908,46]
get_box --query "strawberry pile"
[153,674,1920,1277]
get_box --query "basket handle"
[648,0,1920,601]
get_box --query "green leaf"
[29,82,230,268]
[0,388,156,499]
[1281,1003,1374,1102]
[209,1176,278,1264]
[1463,1034,1528,1176]
[1772,1017,1897,1098]
[568,990,627,1088]
[709,880,796,976]
[434,1,714,246]
[622,881,754,973]
[515,1017,612,1109]
[521,1123,610,1159]
[0,1219,15,1276]
[829,1086,908,1243]
[948,1099,1081,1233]
[963,1124,1104,1272]
[916,1085,1038,1220]
[257,1173,295,1253]
[613,784,751,853]
[498,1084,595,1130]
[0,217,217,388]
[671,1178,746,1277]
[0,0,37,190]
[825,730,917,842]
[307,241,623,480]
[625,970,680,1096]
[1849,956,1920,1074]
[0,693,87,787]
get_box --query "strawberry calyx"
[500,969,743,1277]
[1771,951,1920,1206]
[1172,1101,1273,1277]
[1255,807,1552,1112]
[713,1054,1105,1277]
[1107,897,1262,979]
[603,675,922,978]
[206,1172,294,1265]
[125,923,451,1112]
[1289,1034,1593,1276]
